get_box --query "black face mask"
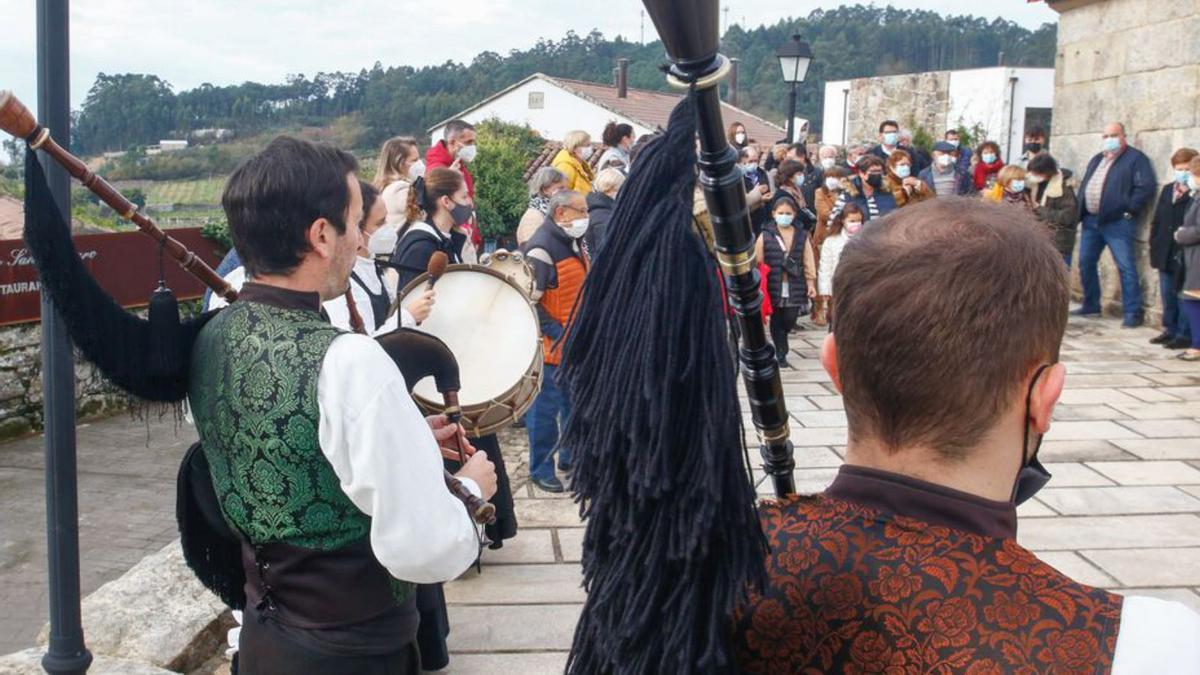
[1011,364,1054,505]
[1024,142,1043,154]
[449,201,474,226]
[865,174,883,189]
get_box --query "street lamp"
[776,33,813,143]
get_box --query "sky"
[1,0,1057,153]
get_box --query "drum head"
[399,267,540,407]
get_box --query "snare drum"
[397,263,542,436]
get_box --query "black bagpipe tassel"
[147,239,183,377]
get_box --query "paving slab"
[807,395,845,410]
[1110,402,1200,420]
[447,604,581,652]
[1035,486,1200,515]
[445,564,585,605]
[1038,440,1135,462]
[1043,462,1115,487]
[1157,386,1200,400]
[1053,405,1129,421]
[1017,499,1058,518]
[1060,373,1158,388]
[481,530,557,565]
[557,528,583,564]
[1044,420,1141,441]
[1086,461,1200,486]
[1033,551,1119,588]
[1118,419,1200,438]
[1080,548,1200,587]
[1058,388,1141,406]
[1017,515,1200,550]
[1113,438,1200,460]
[790,411,848,428]
[514,499,582,528]
[1119,387,1184,402]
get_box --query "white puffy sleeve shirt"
[316,333,481,584]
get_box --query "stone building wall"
[845,71,950,146]
[1050,0,1200,320]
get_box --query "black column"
[37,0,92,673]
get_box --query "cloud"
[1,0,1057,121]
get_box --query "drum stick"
[426,251,449,291]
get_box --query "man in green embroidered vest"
[189,136,496,674]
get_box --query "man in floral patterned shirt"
[733,198,1200,674]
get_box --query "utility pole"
[640,9,645,45]
[723,6,730,34]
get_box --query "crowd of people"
[723,117,1200,363]
[186,103,1200,672]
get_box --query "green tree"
[472,119,544,242]
[74,73,177,154]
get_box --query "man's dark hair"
[1026,153,1059,176]
[444,119,475,141]
[359,180,380,229]
[1026,126,1046,140]
[945,129,960,139]
[787,142,808,157]
[879,120,899,133]
[776,160,806,186]
[222,136,358,277]
[832,198,1068,457]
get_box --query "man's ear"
[1030,363,1066,434]
[307,218,335,260]
[820,333,843,394]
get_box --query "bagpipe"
[0,89,495,609]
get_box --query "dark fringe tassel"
[561,94,766,674]
[23,149,213,403]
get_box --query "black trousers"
[770,306,802,362]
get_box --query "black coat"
[584,191,616,256]
[1149,184,1193,272]
[761,222,810,307]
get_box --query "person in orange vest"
[521,190,590,493]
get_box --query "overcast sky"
[2,0,1056,127]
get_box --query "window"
[528,92,545,109]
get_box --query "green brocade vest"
[189,296,414,605]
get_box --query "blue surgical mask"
[883,132,899,146]
[1176,169,1191,185]
[982,152,997,164]
[1102,137,1121,153]
[895,164,911,178]
[1009,179,1026,193]
[793,175,805,187]
[775,214,794,227]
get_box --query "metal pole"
[37,0,91,673]
[786,82,797,144]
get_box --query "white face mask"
[408,160,425,181]
[579,146,594,161]
[735,132,746,144]
[820,157,836,170]
[936,154,954,168]
[1190,174,1200,192]
[367,223,399,256]
[564,217,589,239]
[457,144,477,163]
[824,177,841,191]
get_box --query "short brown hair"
[832,198,1067,457]
[1190,155,1200,175]
[1171,148,1199,166]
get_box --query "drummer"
[521,190,590,493]
[392,168,473,287]
[324,180,434,334]
[391,166,519,546]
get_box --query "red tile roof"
[549,75,786,145]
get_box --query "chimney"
[729,58,740,107]
[998,50,1006,66]
[617,58,629,99]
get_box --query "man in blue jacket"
[1074,122,1157,327]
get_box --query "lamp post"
[776,33,813,144]
[36,1,92,673]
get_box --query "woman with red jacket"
[973,141,1005,191]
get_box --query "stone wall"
[1050,0,1200,320]
[0,321,136,440]
[845,71,950,146]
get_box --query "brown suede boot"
[813,296,829,327]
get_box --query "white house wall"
[946,68,1009,148]
[822,80,852,145]
[429,77,655,144]
[1007,68,1056,159]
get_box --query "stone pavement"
[1,312,1198,672]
